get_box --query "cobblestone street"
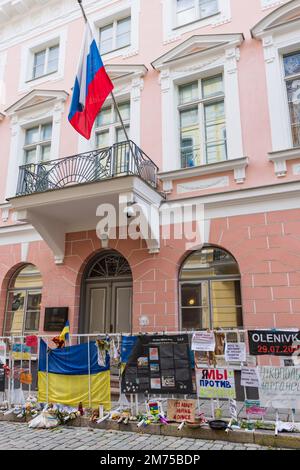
[0,422,290,450]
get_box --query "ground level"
[0,422,291,450]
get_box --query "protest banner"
[191,331,215,352]
[241,368,260,388]
[196,368,236,399]
[167,399,196,423]
[258,367,300,409]
[225,342,246,362]
[248,330,300,356]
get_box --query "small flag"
[68,22,114,139]
[59,320,70,342]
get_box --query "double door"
[85,280,132,334]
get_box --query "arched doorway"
[4,264,43,336]
[179,246,243,330]
[81,251,133,334]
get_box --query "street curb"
[1,414,299,448]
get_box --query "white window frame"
[252,0,300,177]
[162,0,231,44]
[175,0,219,28]
[23,122,53,165]
[178,75,227,167]
[90,0,140,60]
[99,16,131,56]
[95,100,131,149]
[31,44,60,81]
[154,35,244,177]
[18,28,67,93]
[5,90,67,199]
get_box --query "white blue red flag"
[68,22,114,139]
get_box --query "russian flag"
[68,22,114,139]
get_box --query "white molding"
[0,222,42,246]
[163,180,300,219]
[154,34,245,173]
[252,1,300,155]
[268,146,300,176]
[159,157,248,192]
[17,26,67,94]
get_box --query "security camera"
[123,205,135,218]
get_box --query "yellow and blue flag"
[59,320,70,342]
[38,339,111,409]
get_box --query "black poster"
[0,366,5,392]
[121,335,193,394]
[248,330,300,356]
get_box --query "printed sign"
[122,335,193,395]
[225,342,246,363]
[241,368,260,388]
[196,368,236,399]
[167,399,196,423]
[248,330,300,356]
[0,342,6,365]
[191,331,215,352]
[245,400,266,417]
[258,367,300,409]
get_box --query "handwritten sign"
[241,368,260,388]
[167,399,196,423]
[191,331,215,352]
[196,368,236,399]
[258,367,300,409]
[225,342,246,363]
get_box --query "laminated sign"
[196,368,236,399]
[122,335,193,395]
[191,331,215,352]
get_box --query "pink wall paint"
[0,208,300,335]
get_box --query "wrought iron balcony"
[16,140,158,196]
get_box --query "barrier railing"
[0,330,299,426]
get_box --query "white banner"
[225,342,246,363]
[241,368,260,388]
[258,367,300,409]
[191,331,215,352]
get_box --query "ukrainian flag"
[38,339,111,409]
[59,320,70,342]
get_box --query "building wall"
[1,207,299,335]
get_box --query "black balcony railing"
[16,140,158,196]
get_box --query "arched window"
[4,265,43,336]
[179,246,242,330]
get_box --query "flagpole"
[77,0,131,144]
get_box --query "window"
[283,51,300,147]
[178,75,226,167]
[4,265,43,336]
[176,0,218,27]
[32,45,59,80]
[24,123,52,165]
[179,247,242,330]
[95,101,130,149]
[99,17,131,55]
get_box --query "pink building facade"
[0,0,300,343]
